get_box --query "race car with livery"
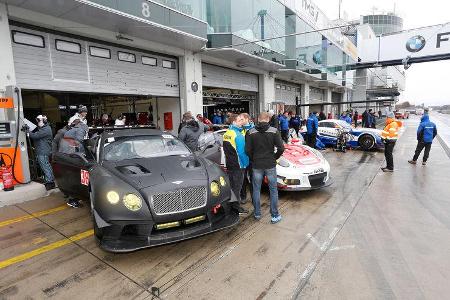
[303,119,384,151]
[199,130,332,191]
[52,127,238,252]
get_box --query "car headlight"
[106,191,120,205]
[277,157,290,168]
[123,193,142,211]
[210,181,221,197]
[219,176,226,187]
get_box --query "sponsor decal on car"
[81,169,89,186]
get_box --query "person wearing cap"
[68,105,89,139]
[28,115,55,190]
[381,111,402,172]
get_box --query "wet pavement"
[1,116,450,299]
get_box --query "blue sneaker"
[271,215,282,224]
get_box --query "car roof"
[100,127,167,138]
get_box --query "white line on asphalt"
[329,245,356,251]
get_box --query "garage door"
[202,64,258,92]
[275,81,300,105]
[10,25,179,97]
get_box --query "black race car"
[52,127,238,252]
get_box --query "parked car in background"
[301,119,384,151]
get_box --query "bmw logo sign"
[313,50,322,65]
[406,35,426,52]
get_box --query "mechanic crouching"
[28,115,55,191]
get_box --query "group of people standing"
[223,112,284,224]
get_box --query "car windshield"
[103,135,190,161]
[335,120,352,130]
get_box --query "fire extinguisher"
[0,153,14,191]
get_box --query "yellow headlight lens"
[106,191,120,204]
[123,193,142,211]
[219,176,226,187]
[210,181,221,197]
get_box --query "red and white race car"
[198,131,332,191]
[275,140,331,191]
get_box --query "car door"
[52,146,96,200]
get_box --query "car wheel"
[90,191,103,240]
[359,135,375,151]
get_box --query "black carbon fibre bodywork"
[53,128,238,252]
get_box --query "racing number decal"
[81,170,89,186]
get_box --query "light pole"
[338,0,342,19]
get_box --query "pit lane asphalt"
[1,116,450,299]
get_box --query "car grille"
[151,186,207,215]
[308,173,327,188]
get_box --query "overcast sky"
[313,0,450,106]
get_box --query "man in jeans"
[223,114,249,215]
[245,112,285,224]
[28,115,55,190]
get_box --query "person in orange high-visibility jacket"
[381,111,403,172]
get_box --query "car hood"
[102,154,208,190]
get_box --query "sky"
[313,0,450,106]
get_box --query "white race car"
[198,130,332,191]
[275,141,332,191]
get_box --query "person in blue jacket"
[278,111,290,143]
[306,112,319,148]
[212,112,223,125]
[289,113,302,136]
[408,114,437,165]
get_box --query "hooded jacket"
[381,118,402,140]
[306,114,319,134]
[223,124,249,170]
[29,124,53,155]
[417,115,437,143]
[278,115,289,131]
[245,122,284,170]
[179,120,205,151]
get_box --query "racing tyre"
[358,135,375,151]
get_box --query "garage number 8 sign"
[142,2,151,18]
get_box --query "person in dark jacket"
[289,113,302,136]
[178,111,193,134]
[268,110,280,130]
[52,124,70,154]
[306,112,319,148]
[59,119,87,154]
[245,112,284,224]
[179,119,205,151]
[353,111,359,127]
[28,115,55,190]
[319,111,326,121]
[408,114,437,165]
[362,110,368,128]
[278,111,290,143]
[223,114,249,215]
